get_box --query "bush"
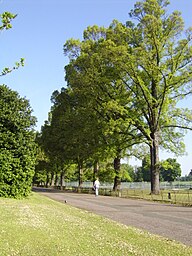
[0,85,37,198]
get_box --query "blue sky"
[0,0,192,175]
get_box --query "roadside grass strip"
[0,192,191,256]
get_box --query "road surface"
[33,187,192,246]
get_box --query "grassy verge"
[0,192,191,256]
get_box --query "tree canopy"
[37,0,192,194]
[63,0,192,194]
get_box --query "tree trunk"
[93,160,99,184]
[113,157,121,191]
[45,172,49,188]
[54,173,59,186]
[60,171,64,190]
[150,132,160,194]
[78,160,83,187]
[50,172,55,187]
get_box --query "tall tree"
[118,0,192,193]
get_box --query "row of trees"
[34,155,182,187]
[37,0,192,194]
[1,0,192,198]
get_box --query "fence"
[63,181,192,190]
[59,183,192,206]
[118,188,192,205]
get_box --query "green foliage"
[97,162,134,183]
[135,156,151,182]
[0,12,17,30]
[120,163,134,182]
[160,158,182,182]
[38,0,192,192]
[184,171,192,181]
[0,12,25,76]
[0,85,37,198]
[63,21,145,189]
[185,169,192,181]
[98,162,115,183]
[1,58,25,76]
[134,168,143,182]
[34,160,50,186]
[33,142,52,186]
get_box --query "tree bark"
[45,171,49,188]
[113,157,121,191]
[54,173,59,186]
[50,172,55,187]
[150,132,160,194]
[93,160,99,184]
[78,160,83,187]
[60,171,64,190]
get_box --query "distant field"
[0,192,191,256]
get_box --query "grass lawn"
[0,193,191,256]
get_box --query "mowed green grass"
[0,193,191,256]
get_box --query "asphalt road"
[33,187,192,246]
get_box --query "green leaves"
[0,11,25,77]
[0,10,34,198]
[1,58,25,76]
[0,85,37,198]
[40,0,192,193]
[0,12,17,30]
[160,158,181,182]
